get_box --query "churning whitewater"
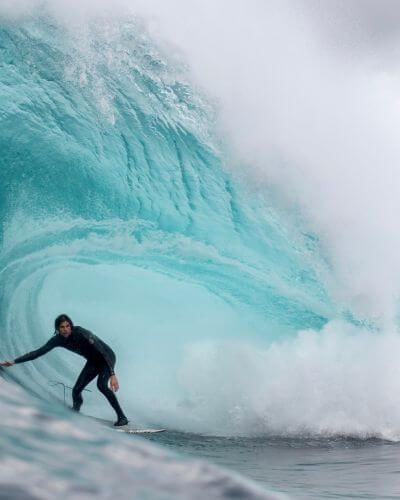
[2,1,400,499]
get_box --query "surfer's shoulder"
[73,326,94,339]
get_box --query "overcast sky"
[300,0,400,64]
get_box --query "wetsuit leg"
[72,361,99,411]
[96,364,126,419]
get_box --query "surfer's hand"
[110,375,119,392]
[0,361,15,367]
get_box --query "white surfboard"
[116,427,166,434]
[84,415,166,434]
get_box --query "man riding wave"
[1,314,129,426]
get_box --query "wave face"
[5,5,400,450]
[0,10,334,435]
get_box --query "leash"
[49,380,92,405]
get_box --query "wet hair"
[54,314,74,334]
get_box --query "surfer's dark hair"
[54,314,74,334]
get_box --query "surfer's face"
[58,321,72,337]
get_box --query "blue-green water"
[150,432,400,500]
[2,4,400,499]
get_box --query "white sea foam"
[174,321,400,439]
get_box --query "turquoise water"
[2,5,400,499]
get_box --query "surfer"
[0,314,129,426]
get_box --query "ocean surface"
[2,3,400,499]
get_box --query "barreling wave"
[5,8,388,440]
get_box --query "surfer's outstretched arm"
[1,336,60,366]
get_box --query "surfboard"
[84,415,166,434]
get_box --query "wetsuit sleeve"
[78,328,115,377]
[14,336,60,364]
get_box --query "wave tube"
[2,9,374,438]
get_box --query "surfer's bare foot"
[114,416,129,426]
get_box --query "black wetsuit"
[14,326,126,420]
